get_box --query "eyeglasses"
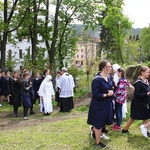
[106,66,112,68]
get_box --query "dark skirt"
[10,93,21,107]
[22,93,31,107]
[87,99,113,129]
[59,97,74,112]
[130,100,150,120]
[55,91,60,103]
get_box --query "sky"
[123,0,150,28]
[49,0,150,28]
[0,0,147,29]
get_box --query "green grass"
[1,102,150,150]
[74,89,88,100]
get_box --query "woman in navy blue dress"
[122,66,150,134]
[87,60,114,148]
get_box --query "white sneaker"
[23,117,29,120]
[0,104,2,107]
[100,133,110,140]
[90,126,95,139]
[140,125,148,137]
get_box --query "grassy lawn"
[0,102,150,150]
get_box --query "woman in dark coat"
[87,60,114,148]
[10,71,21,117]
[33,72,42,105]
[122,66,150,134]
[21,72,32,119]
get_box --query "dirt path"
[0,93,91,130]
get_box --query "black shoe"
[44,112,50,115]
[47,113,51,115]
[90,126,95,139]
[30,111,35,115]
[122,129,129,134]
[102,127,108,134]
[44,112,48,115]
[96,142,107,149]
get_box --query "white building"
[5,38,98,71]
[6,36,46,70]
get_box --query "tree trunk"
[0,34,7,71]
[48,0,61,72]
[31,34,37,71]
[0,0,27,71]
[31,0,38,71]
[1,0,8,71]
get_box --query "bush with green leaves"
[68,65,79,79]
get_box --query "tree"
[98,8,117,61]
[15,0,44,73]
[43,0,96,72]
[55,0,84,69]
[5,50,18,72]
[124,40,141,64]
[103,7,132,64]
[28,0,42,72]
[56,25,78,69]
[23,46,49,72]
[0,0,29,71]
[77,0,103,30]
[80,32,97,80]
[139,27,150,61]
[43,0,60,73]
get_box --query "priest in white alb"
[58,67,75,112]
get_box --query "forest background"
[0,0,149,75]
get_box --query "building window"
[75,61,80,67]
[76,61,80,64]
[19,49,22,58]
[81,55,84,58]
[81,49,83,52]
[77,55,79,58]
[8,50,12,59]
[81,61,83,66]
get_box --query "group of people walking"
[1,61,149,148]
[87,60,150,148]
[0,67,75,119]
